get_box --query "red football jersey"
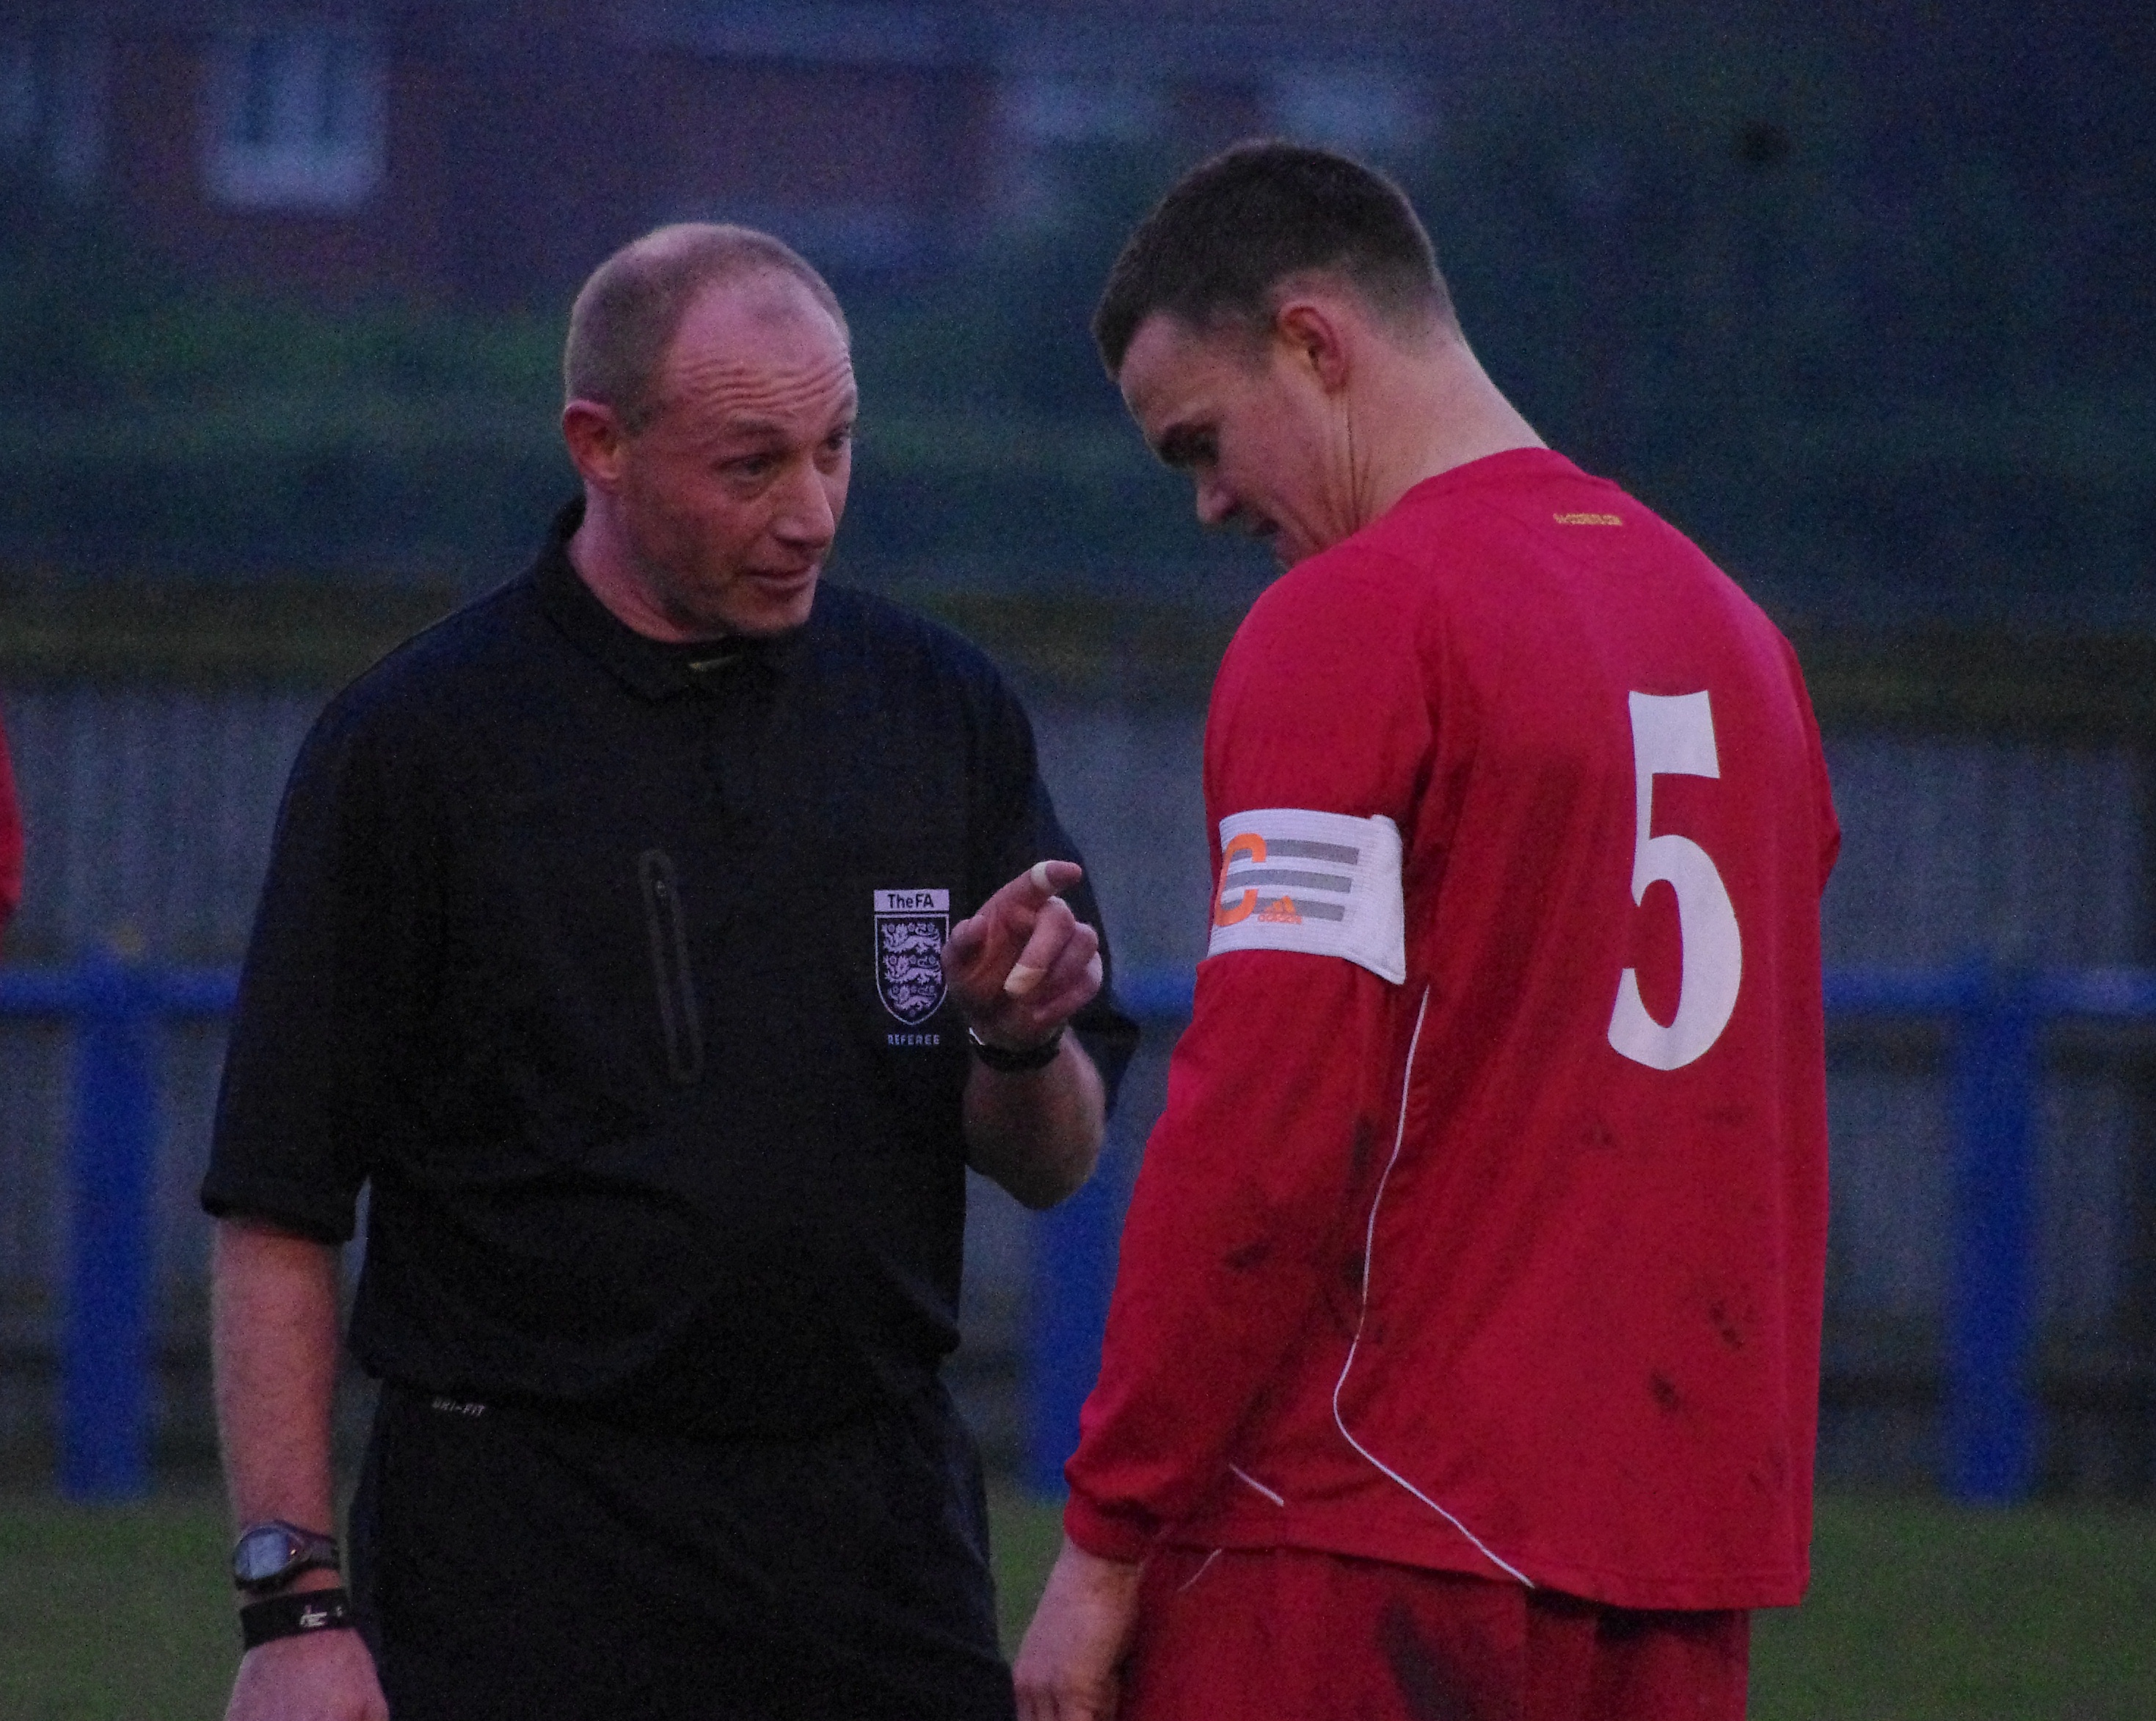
[1065,449,1838,1609]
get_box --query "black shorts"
[348,1373,1015,1721]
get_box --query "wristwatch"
[230,1521,342,1594]
[966,1023,1064,1072]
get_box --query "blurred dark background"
[1,0,2149,609]
[1,0,2153,1496]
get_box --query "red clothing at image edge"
[1063,448,1840,1611]
[0,707,21,935]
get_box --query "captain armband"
[1204,809,1407,984]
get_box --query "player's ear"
[1272,299,1351,396]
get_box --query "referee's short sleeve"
[201,690,439,1242]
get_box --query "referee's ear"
[563,399,630,490]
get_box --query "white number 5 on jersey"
[1609,690,1742,1071]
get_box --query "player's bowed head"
[1016,139,1545,1721]
[1096,139,1543,573]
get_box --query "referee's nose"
[773,456,842,555]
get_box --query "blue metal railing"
[1821,964,2156,1502]
[4,954,2152,1502]
[0,950,235,1498]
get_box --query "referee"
[202,225,1137,1721]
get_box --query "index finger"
[1010,858,1084,906]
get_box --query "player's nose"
[1195,473,1239,530]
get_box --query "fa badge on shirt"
[875,889,950,1025]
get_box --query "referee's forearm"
[961,1037,1105,1209]
[211,1218,345,1582]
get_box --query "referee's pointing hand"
[943,860,1103,1054]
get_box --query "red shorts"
[1120,1546,1749,1721]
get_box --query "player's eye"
[1159,431,1217,471]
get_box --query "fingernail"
[1005,962,1045,997]
[1030,860,1052,893]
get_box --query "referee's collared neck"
[533,498,804,701]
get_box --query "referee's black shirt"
[203,503,1139,1439]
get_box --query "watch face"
[234,1525,298,1584]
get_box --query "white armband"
[1204,808,1406,984]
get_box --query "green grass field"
[3,1488,2149,1720]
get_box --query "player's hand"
[1013,1537,1143,1721]
[943,861,1102,1053]
[225,1627,388,1721]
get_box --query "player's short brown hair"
[564,223,848,432]
[1093,141,1457,373]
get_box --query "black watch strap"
[966,1024,1064,1072]
[240,1587,354,1651]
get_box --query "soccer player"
[1016,143,1839,1721]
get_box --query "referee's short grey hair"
[564,224,848,433]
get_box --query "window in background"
[1265,67,1430,161]
[203,23,385,210]
[995,73,1165,228]
[1002,74,1165,148]
[0,30,108,193]
[667,199,924,274]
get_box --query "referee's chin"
[715,567,823,637]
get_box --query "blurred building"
[0,0,1454,304]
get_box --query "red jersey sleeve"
[1063,550,1430,1561]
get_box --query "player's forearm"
[211,1218,344,1565]
[1063,955,1380,1557]
[963,1036,1105,1209]
[1063,1163,1335,1560]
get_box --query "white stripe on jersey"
[1330,985,1535,1589]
